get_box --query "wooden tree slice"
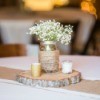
[16,70,81,87]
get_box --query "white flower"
[27,20,73,45]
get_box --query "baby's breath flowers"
[27,20,73,45]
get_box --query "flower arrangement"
[27,20,73,45]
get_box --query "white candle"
[62,60,73,74]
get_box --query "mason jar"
[39,41,59,73]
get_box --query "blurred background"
[0,0,100,57]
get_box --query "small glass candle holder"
[31,63,41,77]
[61,60,73,74]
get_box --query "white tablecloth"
[0,20,33,44]
[0,55,100,100]
[0,55,100,80]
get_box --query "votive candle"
[62,60,73,74]
[31,63,41,77]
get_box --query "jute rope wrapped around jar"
[39,41,59,73]
[39,50,59,73]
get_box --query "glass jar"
[39,41,59,73]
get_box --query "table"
[0,55,100,100]
[0,7,95,54]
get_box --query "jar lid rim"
[41,41,56,44]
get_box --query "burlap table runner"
[0,67,23,80]
[0,66,100,95]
